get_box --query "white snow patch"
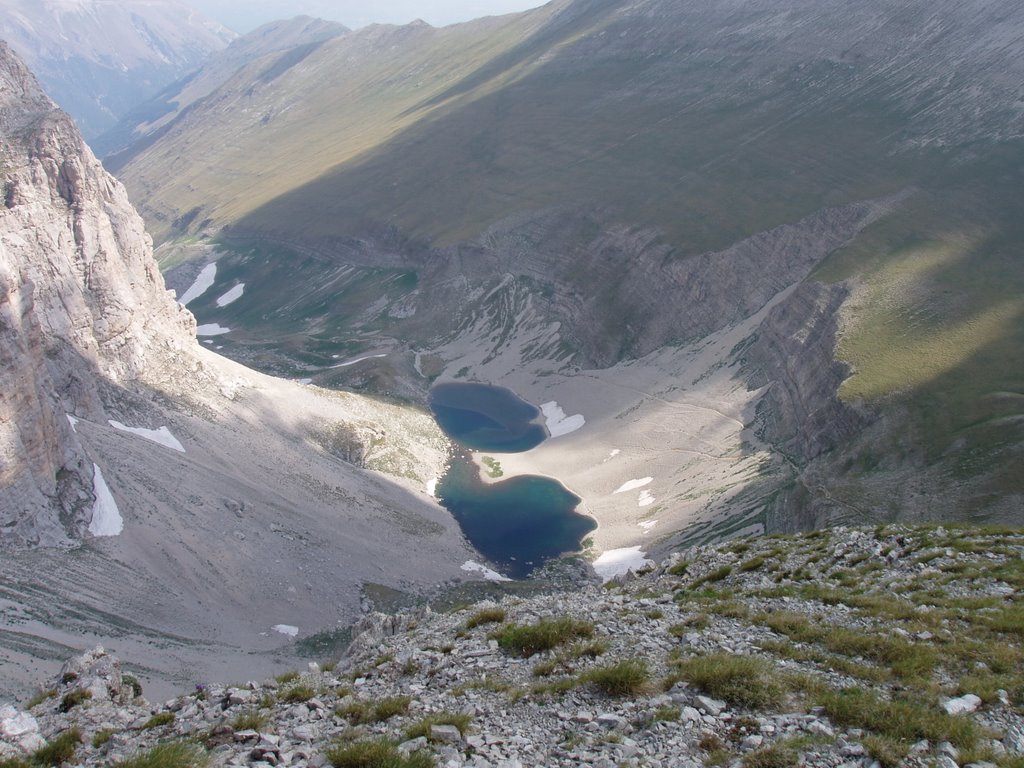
[272,625,299,638]
[426,478,438,497]
[540,401,585,437]
[215,283,245,307]
[178,263,217,306]
[296,378,313,385]
[638,520,659,531]
[607,449,620,459]
[66,415,79,432]
[196,323,231,336]
[414,352,425,377]
[461,560,511,582]
[88,464,123,537]
[108,420,185,453]
[592,546,654,582]
[330,353,387,369]
[638,490,656,508]
[613,477,653,494]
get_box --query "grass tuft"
[326,738,432,768]
[231,710,269,731]
[140,712,176,730]
[338,696,411,724]
[33,727,81,767]
[464,607,505,629]
[58,688,91,713]
[741,743,798,768]
[491,617,594,657]
[404,712,472,741]
[670,653,785,710]
[116,742,210,768]
[583,659,651,697]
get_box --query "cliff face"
[739,281,867,465]
[0,41,195,545]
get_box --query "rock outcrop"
[0,41,195,545]
[739,281,867,465]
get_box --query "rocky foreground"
[3,525,1024,768]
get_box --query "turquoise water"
[428,382,595,579]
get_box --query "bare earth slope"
[0,42,475,699]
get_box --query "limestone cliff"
[0,41,196,545]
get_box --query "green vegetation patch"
[140,712,176,730]
[404,712,472,741]
[669,653,785,710]
[326,738,432,768]
[819,687,978,749]
[491,617,594,657]
[116,743,209,768]
[464,607,506,629]
[33,727,81,767]
[338,696,411,724]
[583,659,652,697]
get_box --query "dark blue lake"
[428,382,547,453]
[428,382,596,579]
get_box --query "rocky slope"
[0,0,235,139]
[0,42,479,698]
[3,525,1024,768]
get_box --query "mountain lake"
[429,382,596,579]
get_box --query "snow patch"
[414,352,425,377]
[592,546,654,582]
[108,420,185,453]
[88,464,123,537]
[330,353,387,369]
[296,378,313,385]
[461,560,511,582]
[215,283,245,307]
[606,449,620,460]
[638,490,655,508]
[426,478,438,497]
[613,477,653,494]
[540,401,585,438]
[638,520,659,531]
[272,625,299,638]
[178,263,217,306]
[196,323,231,336]
[66,415,79,433]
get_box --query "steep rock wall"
[0,42,195,545]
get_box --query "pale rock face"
[0,41,195,545]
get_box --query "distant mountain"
[0,0,236,138]
[96,15,348,157]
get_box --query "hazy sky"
[187,1,550,33]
